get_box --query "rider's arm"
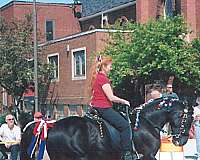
[102,83,130,106]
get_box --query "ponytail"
[88,55,112,95]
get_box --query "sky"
[0,0,74,7]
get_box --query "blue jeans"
[0,144,19,160]
[95,107,132,152]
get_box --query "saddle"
[85,107,128,152]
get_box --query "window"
[46,20,54,41]
[72,48,86,80]
[48,53,59,80]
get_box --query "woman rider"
[89,55,138,160]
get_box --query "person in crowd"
[0,114,21,160]
[146,89,172,138]
[163,84,179,99]
[34,111,43,122]
[194,115,200,158]
[193,97,200,158]
[146,89,162,103]
[89,55,138,160]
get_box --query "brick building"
[0,1,81,43]
[0,0,200,117]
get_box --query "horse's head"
[167,98,194,146]
[136,97,194,146]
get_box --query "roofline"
[0,0,77,10]
[39,29,133,47]
[79,1,136,21]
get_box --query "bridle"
[170,101,191,140]
[130,98,191,139]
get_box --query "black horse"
[19,97,194,160]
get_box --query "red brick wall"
[1,2,81,43]
[196,0,200,37]
[181,0,197,40]
[136,0,158,23]
[0,5,14,20]
[42,31,109,105]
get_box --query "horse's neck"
[143,110,168,131]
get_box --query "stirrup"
[121,151,143,160]
[134,151,143,160]
[133,153,143,160]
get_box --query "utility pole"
[33,0,38,112]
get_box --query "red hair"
[89,56,112,95]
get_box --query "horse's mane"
[140,98,164,113]
[140,97,181,114]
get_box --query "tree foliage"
[103,16,200,90]
[0,15,53,106]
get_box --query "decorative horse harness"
[132,98,190,139]
[86,98,190,140]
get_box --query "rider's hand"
[124,100,130,106]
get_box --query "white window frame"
[45,20,55,41]
[71,47,86,80]
[47,53,59,81]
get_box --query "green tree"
[0,16,53,109]
[104,16,200,91]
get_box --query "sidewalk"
[155,139,199,160]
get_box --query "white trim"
[39,29,133,47]
[71,47,86,80]
[47,53,59,81]
[79,1,136,21]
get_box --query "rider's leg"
[95,108,138,160]
[10,144,20,160]
[0,144,8,159]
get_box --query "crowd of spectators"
[0,111,43,160]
